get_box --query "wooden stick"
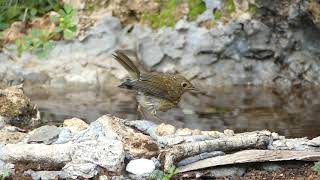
[178,149,320,172]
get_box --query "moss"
[142,0,207,29]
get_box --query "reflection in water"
[25,86,320,138]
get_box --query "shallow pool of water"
[25,86,320,138]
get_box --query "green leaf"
[63,29,74,39]
[63,4,74,15]
[226,0,235,14]
[30,8,37,17]
[214,10,222,20]
[68,25,77,32]
[248,3,257,14]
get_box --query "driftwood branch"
[178,150,320,172]
[160,130,272,170]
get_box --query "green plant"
[188,0,206,20]
[162,165,179,180]
[143,0,178,29]
[143,0,207,29]
[313,161,320,174]
[51,4,77,39]
[14,3,77,58]
[0,0,62,31]
[248,3,257,14]
[15,28,54,58]
[0,167,12,180]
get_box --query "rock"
[0,160,14,178]
[262,163,282,172]
[0,85,39,128]
[176,128,193,136]
[54,128,73,144]
[96,115,159,158]
[27,125,61,144]
[126,159,155,175]
[307,136,320,146]
[24,170,69,180]
[207,166,246,177]
[63,117,89,133]
[0,127,26,143]
[202,131,224,138]
[224,129,235,136]
[156,123,176,136]
[192,129,202,135]
[139,37,164,67]
[63,140,124,178]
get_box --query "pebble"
[63,118,89,133]
[156,123,176,136]
[126,159,155,175]
[176,128,192,136]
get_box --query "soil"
[239,163,319,180]
[175,162,320,180]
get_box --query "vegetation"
[313,161,320,174]
[162,165,179,180]
[0,167,12,180]
[147,165,179,180]
[0,0,62,31]
[13,3,77,58]
[142,0,206,29]
[51,4,77,40]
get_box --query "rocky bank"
[1,0,320,91]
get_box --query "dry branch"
[178,149,320,172]
[160,130,272,170]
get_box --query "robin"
[112,50,197,120]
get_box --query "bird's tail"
[112,50,140,79]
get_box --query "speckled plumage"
[112,50,196,118]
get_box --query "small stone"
[63,118,88,133]
[202,131,223,138]
[208,166,246,177]
[262,163,281,172]
[271,132,280,140]
[192,129,202,135]
[156,123,176,136]
[224,129,234,136]
[176,128,192,136]
[126,159,155,175]
[307,136,320,146]
[27,125,61,144]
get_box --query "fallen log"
[160,130,272,170]
[178,149,320,172]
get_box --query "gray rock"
[262,163,281,172]
[54,128,73,144]
[139,37,164,67]
[63,140,124,178]
[0,160,14,178]
[24,170,69,180]
[27,125,61,144]
[207,166,246,177]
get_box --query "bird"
[112,50,197,121]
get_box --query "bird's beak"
[188,86,199,92]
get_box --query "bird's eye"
[182,82,188,88]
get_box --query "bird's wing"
[119,80,174,101]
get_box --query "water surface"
[25,86,320,138]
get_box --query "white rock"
[126,159,155,175]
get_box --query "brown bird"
[112,50,196,120]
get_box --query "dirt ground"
[176,162,320,180]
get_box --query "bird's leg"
[151,109,165,123]
[137,104,146,120]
